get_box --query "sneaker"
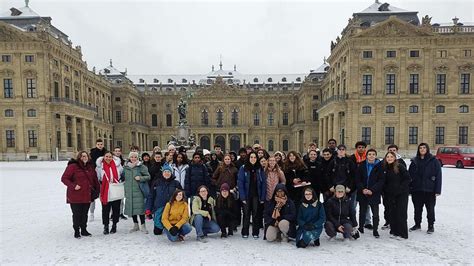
[110,224,117,234]
[409,224,421,232]
[364,224,373,230]
[88,213,94,222]
[381,224,390,230]
[120,214,128,220]
[373,230,380,238]
[252,235,259,239]
[314,238,320,246]
[358,227,365,234]
[197,236,208,243]
[178,235,185,242]
[427,225,434,234]
[242,235,249,239]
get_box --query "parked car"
[436,146,474,168]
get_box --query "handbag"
[91,187,99,201]
[108,182,125,202]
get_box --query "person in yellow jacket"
[161,189,192,242]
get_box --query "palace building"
[0,1,472,160]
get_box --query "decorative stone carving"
[458,63,473,71]
[433,65,449,72]
[359,65,375,73]
[384,64,399,72]
[422,15,432,27]
[406,64,423,72]
[0,69,15,77]
[23,69,37,77]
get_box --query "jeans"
[193,214,220,237]
[165,223,192,242]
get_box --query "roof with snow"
[0,6,42,19]
[353,1,419,26]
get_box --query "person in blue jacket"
[185,152,212,198]
[296,187,326,248]
[145,164,182,235]
[408,143,442,234]
[238,151,266,239]
[264,183,296,242]
[355,148,384,238]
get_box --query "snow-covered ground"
[0,161,473,265]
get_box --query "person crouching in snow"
[162,190,192,242]
[264,183,296,242]
[325,185,359,241]
[95,151,124,235]
[61,151,100,238]
[296,187,326,248]
[191,185,221,242]
[146,164,182,235]
[215,183,238,238]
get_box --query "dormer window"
[282,77,287,82]
[267,78,273,82]
[168,79,173,83]
[153,78,159,83]
[296,77,302,82]
[253,78,259,82]
[139,79,144,83]
[182,78,187,83]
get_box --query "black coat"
[355,160,384,205]
[325,196,357,228]
[185,163,211,197]
[284,166,309,201]
[263,184,297,238]
[305,159,328,194]
[215,193,239,221]
[320,158,333,193]
[409,153,442,194]
[380,164,411,197]
[328,156,356,192]
[90,147,105,167]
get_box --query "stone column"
[71,116,77,152]
[333,112,340,143]
[89,120,95,148]
[60,113,67,152]
[319,118,324,148]
[328,114,334,141]
[81,118,87,150]
[322,116,327,146]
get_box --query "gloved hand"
[352,227,360,239]
[145,210,151,216]
[169,226,179,236]
[303,223,315,231]
[345,187,351,193]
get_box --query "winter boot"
[103,225,109,235]
[74,226,81,239]
[110,223,117,234]
[120,214,128,220]
[373,230,380,238]
[296,240,307,248]
[314,238,320,246]
[153,227,163,235]
[130,223,139,233]
[409,224,421,231]
[221,231,228,238]
[358,227,364,234]
[227,228,233,236]
[81,227,92,237]
[140,223,149,234]
[427,224,434,234]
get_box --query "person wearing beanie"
[146,164,182,235]
[264,184,296,242]
[141,152,151,168]
[408,143,442,234]
[296,187,326,248]
[324,185,359,240]
[215,183,239,238]
[190,185,220,242]
[123,151,151,234]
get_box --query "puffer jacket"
[185,163,211,197]
[409,153,442,194]
[146,175,182,212]
[61,159,100,204]
[325,195,357,228]
[161,201,189,230]
[212,164,238,189]
[122,161,151,216]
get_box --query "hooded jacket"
[409,147,442,194]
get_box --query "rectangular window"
[361,127,371,145]
[2,55,11,62]
[362,75,372,95]
[409,127,418,144]
[362,51,373,58]
[282,112,288,125]
[386,50,396,58]
[385,127,395,145]
[216,111,223,128]
[67,132,72,147]
[115,111,121,123]
[410,50,419,58]
[6,130,15,147]
[231,111,238,126]
[28,130,38,147]
[54,81,59,98]
[74,90,79,102]
[436,74,446,94]
[435,127,445,144]
[312,109,318,121]
[409,105,419,113]
[25,55,35,62]
[459,126,468,144]
[268,113,274,126]
[386,74,396,94]
[409,74,419,94]
[254,113,260,126]
[65,86,70,99]
[312,95,318,100]
[166,114,172,127]
[26,79,37,98]
[464,50,472,57]
[56,131,61,148]
[437,50,447,58]
[4,79,13,98]
[460,73,470,94]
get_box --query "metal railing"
[432,25,474,34]
[49,97,97,112]
[319,94,348,108]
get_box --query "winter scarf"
[272,194,287,219]
[100,159,120,204]
[199,196,212,214]
[354,151,367,164]
[126,160,138,168]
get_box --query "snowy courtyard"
[0,161,473,265]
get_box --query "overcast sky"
[1,0,472,74]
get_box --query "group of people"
[61,138,442,248]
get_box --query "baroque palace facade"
[0,1,473,160]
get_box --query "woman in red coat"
[61,151,100,238]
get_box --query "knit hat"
[220,183,230,192]
[161,164,173,173]
[335,184,346,193]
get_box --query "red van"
[436,146,474,168]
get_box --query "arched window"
[267,77,273,82]
[216,108,224,127]
[268,140,274,152]
[282,77,287,82]
[200,136,210,150]
[4,109,14,117]
[231,108,238,126]
[201,109,209,126]
[253,77,259,82]
[27,109,36,117]
[151,114,158,127]
[459,105,469,113]
[362,106,372,114]
[282,139,289,151]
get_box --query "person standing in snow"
[172,152,189,190]
[355,149,384,238]
[212,154,238,196]
[408,143,442,234]
[95,151,124,235]
[122,151,151,234]
[88,139,106,222]
[61,151,100,238]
